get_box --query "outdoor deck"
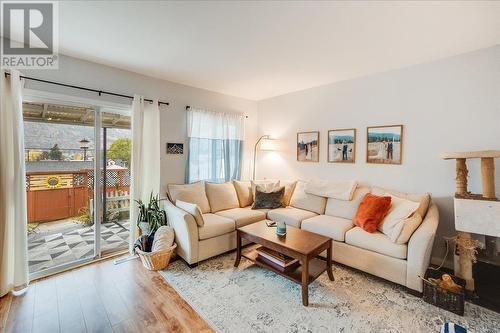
[25,166,131,273]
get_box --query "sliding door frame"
[24,89,130,279]
[94,106,102,259]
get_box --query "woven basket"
[423,268,465,316]
[137,243,177,271]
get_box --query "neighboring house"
[25,160,94,173]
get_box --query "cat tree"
[442,150,500,291]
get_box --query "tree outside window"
[107,137,132,167]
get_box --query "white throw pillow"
[378,194,420,244]
[251,180,281,197]
[176,200,205,227]
[372,186,431,219]
[205,182,240,213]
[395,214,423,245]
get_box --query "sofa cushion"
[168,182,211,213]
[345,227,407,259]
[289,181,327,214]
[175,200,204,227]
[325,186,371,220]
[280,180,298,206]
[301,215,354,242]
[215,207,266,227]
[372,186,431,219]
[198,214,235,240]
[378,193,421,244]
[267,207,317,228]
[233,180,253,207]
[205,182,240,213]
[248,206,271,215]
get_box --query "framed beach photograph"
[328,129,356,163]
[366,125,403,164]
[297,131,319,162]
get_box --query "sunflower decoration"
[45,175,62,189]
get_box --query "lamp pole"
[80,138,90,161]
[253,135,270,180]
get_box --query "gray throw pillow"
[252,186,285,209]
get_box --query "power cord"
[430,236,455,271]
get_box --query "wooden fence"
[26,169,130,223]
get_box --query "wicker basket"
[136,243,177,271]
[423,268,466,316]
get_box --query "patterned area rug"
[160,251,500,333]
[28,221,130,273]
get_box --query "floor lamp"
[253,135,277,180]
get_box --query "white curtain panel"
[186,108,245,183]
[187,108,245,141]
[141,99,161,197]
[0,70,29,296]
[129,96,160,252]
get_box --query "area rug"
[160,251,500,333]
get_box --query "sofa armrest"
[163,199,199,264]
[406,203,439,292]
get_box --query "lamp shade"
[260,138,279,151]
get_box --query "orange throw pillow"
[353,193,392,233]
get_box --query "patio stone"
[28,220,130,274]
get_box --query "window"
[186,108,244,183]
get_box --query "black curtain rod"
[4,72,170,106]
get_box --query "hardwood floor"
[0,257,214,333]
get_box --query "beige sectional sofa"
[164,180,439,293]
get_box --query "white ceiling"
[11,1,500,100]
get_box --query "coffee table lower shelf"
[242,247,327,285]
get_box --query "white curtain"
[129,96,160,252]
[186,108,244,183]
[0,70,29,296]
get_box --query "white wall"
[257,45,500,263]
[14,43,500,262]
[20,54,259,193]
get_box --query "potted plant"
[134,193,176,271]
[135,192,168,235]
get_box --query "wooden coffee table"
[234,220,334,306]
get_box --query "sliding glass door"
[24,102,98,275]
[23,92,131,278]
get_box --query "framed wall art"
[366,125,403,164]
[166,142,184,154]
[297,131,319,162]
[328,128,356,163]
